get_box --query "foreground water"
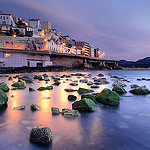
[0,70,150,150]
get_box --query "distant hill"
[119,57,150,68]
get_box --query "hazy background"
[1,0,150,60]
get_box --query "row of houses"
[0,13,105,58]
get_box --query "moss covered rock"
[112,86,127,95]
[11,86,26,90]
[51,107,60,115]
[62,108,80,118]
[96,88,120,106]
[129,86,150,95]
[11,81,25,87]
[0,82,9,92]
[77,88,94,94]
[72,98,97,112]
[29,87,35,91]
[81,94,96,103]
[64,89,77,92]
[13,105,25,110]
[37,86,53,91]
[30,104,40,110]
[0,89,8,106]
[68,95,77,101]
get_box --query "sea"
[0,69,150,150]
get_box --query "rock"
[64,89,77,92]
[129,85,150,95]
[43,73,49,77]
[112,86,127,95]
[54,78,60,81]
[77,88,94,94]
[62,108,80,118]
[13,105,25,110]
[30,104,40,111]
[91,85,99,88]
[44,78,50,81]
[11,86,26,90]
[11,81,25,87]
[25,79,33,83]
[0,89,8,106]
[51,107,60,115]
[75,73,85,76]
[72,98,97,112]
[53,80,61,85]
[37,86,53,91]
[69,83,78,86]
[30,125,52,144]
[11,95,14,97]
[72,80,78,82]
[79,79,88,83]
[112,80,127,87]
[96,88,120,106]
[137,78,142,81]
[0,82,9,92]
[29,87,35,91]
[94,78,109,84]
[68,95,77,101]
[94,82,101,85]
[8,76,13,80]
[98,73,104,77]
[130,84,140,88]
[81,94,96,103]
[87,81,93,85]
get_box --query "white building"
[0,14,16,27]
[0,24,10,32]
[46,39,58,52]
[0,49,52,67]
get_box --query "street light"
[13,34,16,49]
[81,47,85,55]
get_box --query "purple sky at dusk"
[1,0,150,60]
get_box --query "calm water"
[0,70,150,150]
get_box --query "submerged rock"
[112,80,126,87]
[8,76,13,80]
[30,104,40,111]
[77,88,94,94]
[11,81,25,87]
[91,85,99,88]
[30,125,52,144]
[68,95,77,101]
[98,73,104,77]
[130,84,139,88]
[53,80,61,85]
[29,87,35,91]
[87,81,94,85]
[51,107,60,115]
[69,82,78,86]
[11,86,26,90]
[13,105,25,110]
[42,73,49,77]
[0,82,9,92]
[37,86,53,91]
[64,89,77,92]
[0,89,8,106]
[129,85,150,95]
[62,108,80,118]
[96,88,120,106]
[112,86,127,95]
[79,79,88,83]
[72,98,97,112]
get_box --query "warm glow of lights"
[44,39,47,42]
[62,43,66,46]
[73,46,76,49]
[13,34,16,38]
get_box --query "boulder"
[13,105,25,110]
[77,88,94,94]
[30,104,40,111]
[72,98,97,112]
[112,86,127,95]
[11,86,26,90]
[112,79,126,87]
[51,107,60,115]
[29,87,35,91]
[69,83,78,86]
[68,95,77,101]
[130,84,139,88]
[96,88,120,106]
[53,80,61,85]
[44,78,50,81]
[8,76,13,80]
[81,94,96,103]
[0,82,9,92]
[91,85,99,88]
[129,85,150,95]
[137,78,142,81]
[62,108,80,118]
[37,86,53,91]
[30,125,52,144]
[11,81,25,87]
[0,89,8,106]
[87,81,94,85]
[98,73,104,77]
[42,73,49,77]
[79,79,88,83]
[64,89,77,92]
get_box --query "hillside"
[119,57,150,68]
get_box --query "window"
[2,21,6,24]
[0,16,2,19]
[52,42,53,45]
[3,16,5,20]
[7,17,8,19]
[54,48,55,51]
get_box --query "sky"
[0,0,150,60]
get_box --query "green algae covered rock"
[68,95,77,101]
[112,86,127,95]
[129,86,150,95]
[13,105,25,110]
[96,88,120,106]
[11,86,26,90]
[0,89,8,106]
[81,94,96,103]
[11,81,25,87]
[30,125,52,144]
[91,85,99,88]
[51,107,60,115]
[77,88,94,94]
[72,98,97,112]
[29,87,35,91]
[64,89,77,92]
[30,104,40,110]
[62,108,80,118]
[0,82,9,92]
[37,86,53,91]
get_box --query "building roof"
[0,24,10,27]
[29,19,40,21]
[0,14,12,16]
